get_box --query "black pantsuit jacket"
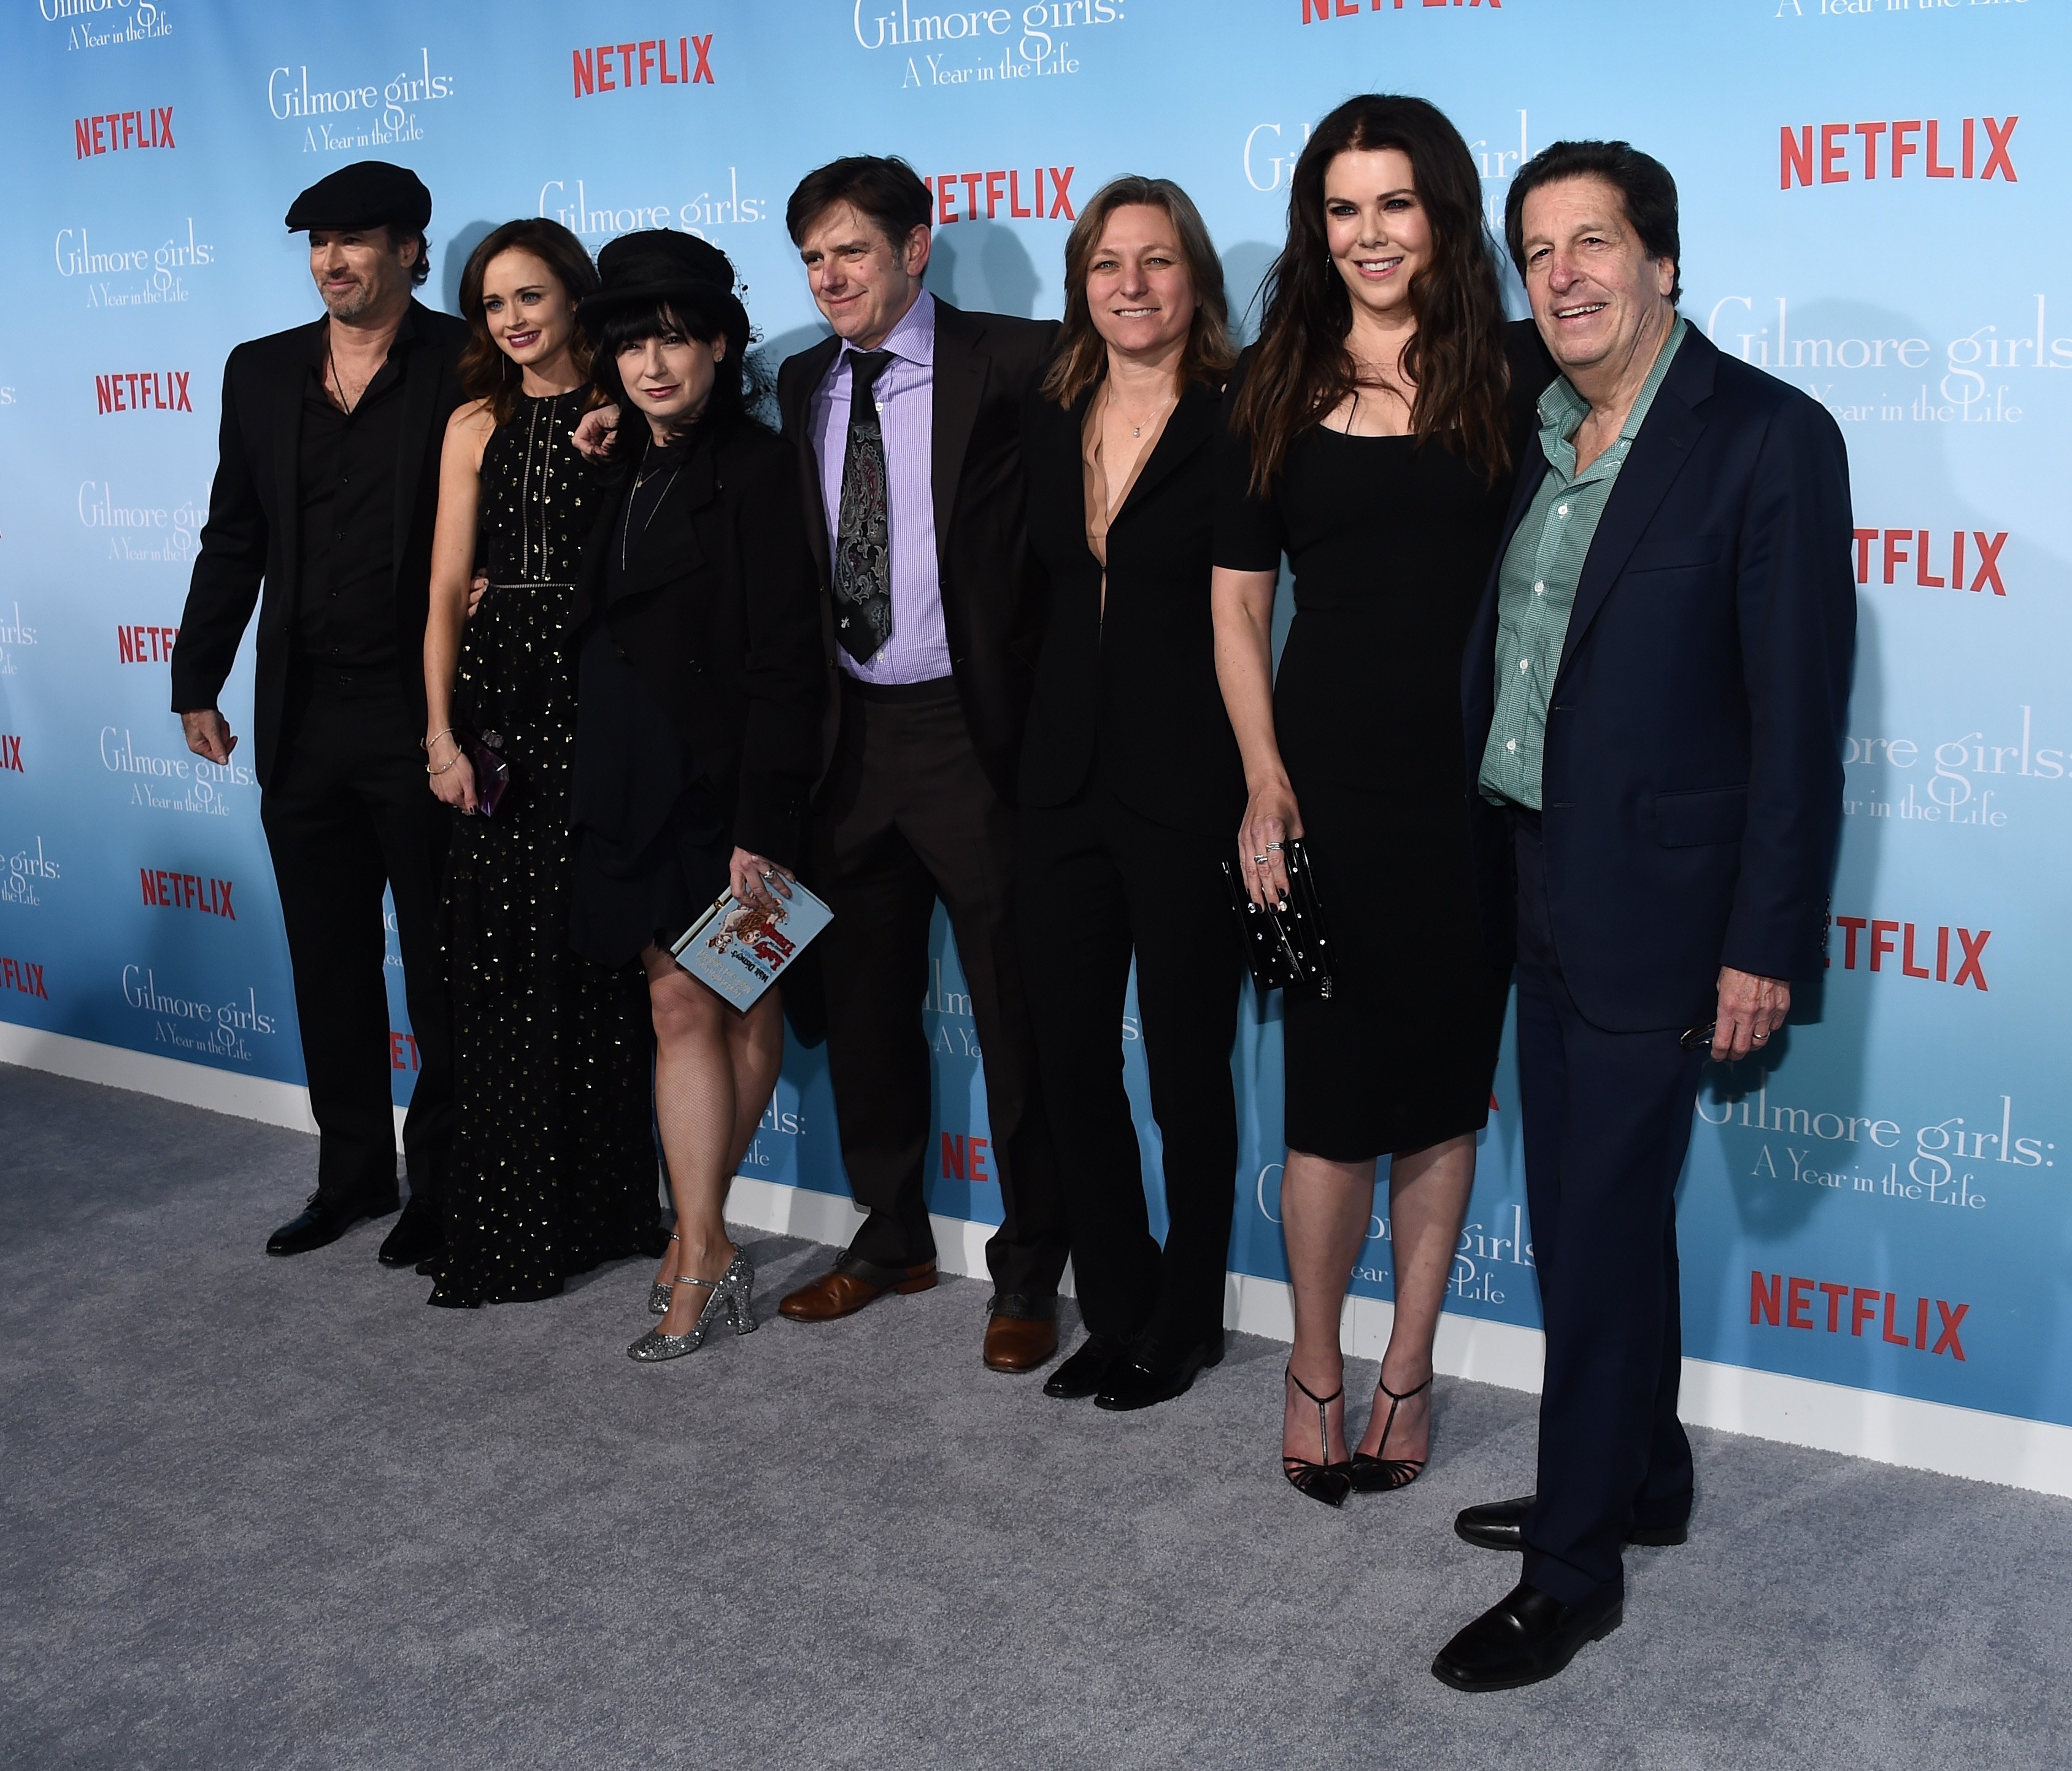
[169,301,469,1214]
[1460,325,1855,1605]
[1016,378,1246,1359]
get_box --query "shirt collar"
[1538,314,1687,468]
[836,287,935,372]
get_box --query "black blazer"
[568,415,825,870]
[1019,376,1243,837]
[170,301,471,788]
[776,298,1061,806]
[1462,325,1857,1032]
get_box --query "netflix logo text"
[1301,0,1501,18]
[924,166,1074,224]
[1853,528,2006,595]
[117,623,177,662]
[139,868,235,920]
[74,106,173,157]
[1,957,48,1000]
[571,35,714,95]
[1781,117,2016,188]
[1751,1273,1968,1360]
[941,1132,993,1181]
[95,370,190,415]
[0,735,23,774]
[1827,914,1989,989]
[391,1030,420,1071]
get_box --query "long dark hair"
[456,219,600,425]
[588,294,767,445]
[1231,94,1511,492]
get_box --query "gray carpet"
[3,1063,2068,1770]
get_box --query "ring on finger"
[1252,853,1269,865]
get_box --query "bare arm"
[1212,564,1301,908]
[422,403,493,811]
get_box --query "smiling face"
[1321,147,1431,325]
[477,247,577,380]
[1084,202,1196,366]
[797,201,931,349]
[1517,174,1676,381]
[307,225,415,323]
[616,312,725,441]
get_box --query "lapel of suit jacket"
[270,322,322,618]
[784,334,841,583]
[1114,380,1213,525]
[930,300,987,575]
[1555,329,1716,681]
[391,302,444,568]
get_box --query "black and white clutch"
[1220,836,1334,1000]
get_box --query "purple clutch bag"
[461,726,510,817]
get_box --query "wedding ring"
[1754,1032,1768,1041]
[1252,854,1269,865]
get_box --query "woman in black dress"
[1018,177,1244,1412]
[420,219,660,1307]
[564,233,823,1363]
[1212,96,1551,1502]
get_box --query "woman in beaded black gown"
[419,220,661,1307]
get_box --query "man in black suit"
[171,162,469,1265]
[769,156,1071,1372]
[1436,142,1854,1690]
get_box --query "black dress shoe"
[1044,1336,1127,1400]
[266,1189,395,1257]
[1094,1332,1224,1412]
[1431,1579,1622,1692]
[1455,1494,1689,1553]
[377,1202,443,1268]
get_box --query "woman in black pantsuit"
[1019,177,1245,1411]
[1212,98,1551,1502]
[564,232,825,1363]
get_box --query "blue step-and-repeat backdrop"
[2,1,2067,1429]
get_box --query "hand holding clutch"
[1221,836,1334,1000]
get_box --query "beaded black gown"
[429,390,661,1307]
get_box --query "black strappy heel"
[1282,1366,1354,1508]
[1350,1372,1434,1493]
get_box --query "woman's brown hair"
[1230,94,1511,492]
[1041,176,1236,407]
[456,218,601,424]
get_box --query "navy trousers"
[1513,812,1706,1605]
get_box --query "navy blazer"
[1461,325,1856,1032]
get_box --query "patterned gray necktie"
[833,349,895,663]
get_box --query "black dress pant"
[260,665,455,1213]
[814,676,1069,1299]
[1019,778,1241,1362]
[1513,812,1704,1607]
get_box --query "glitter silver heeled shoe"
[626,1249,756,1362]
[648,1232,680,1317]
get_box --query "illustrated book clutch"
[668,879,833,1013]
[1220,836,1334,1000]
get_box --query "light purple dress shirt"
[808,288,952,684]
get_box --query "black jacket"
[170,301,470,787]
[776,299,1061,806]
[1019,376,1242,837]
[1462,326,1857,1030]
[568,415,825,871]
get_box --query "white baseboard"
[10,1028,2070,1499]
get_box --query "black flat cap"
[580,230,747,336]
[285,161,432,233]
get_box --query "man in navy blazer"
[1433,142,1855,1691]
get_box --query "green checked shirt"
[1478,317,1687,810]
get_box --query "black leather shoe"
[1431,1579,1622,1692]
[377,1202,443,1268]
[1455,1494,1689,1553]
[1094,1332,1225,1412]
[1044,1335,1128,1400]
[265,1189,396,1257]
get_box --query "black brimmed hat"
[580,230,748,338]
[285,161,432,233]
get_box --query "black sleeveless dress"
[429,391,662,1307]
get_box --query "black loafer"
[265,1189,397,1257]
[377,1202,444,1268]
[1094,1332,1225,1412]
[1455,1494,1689,1553]
[1044,1336,1128,1400]
[1431,1579,1622,1692]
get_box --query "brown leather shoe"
[982,1310,1058,1374]
[778,1254,937,1322]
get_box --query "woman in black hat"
[565,231,825,1362]
[418,217,665,1309]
